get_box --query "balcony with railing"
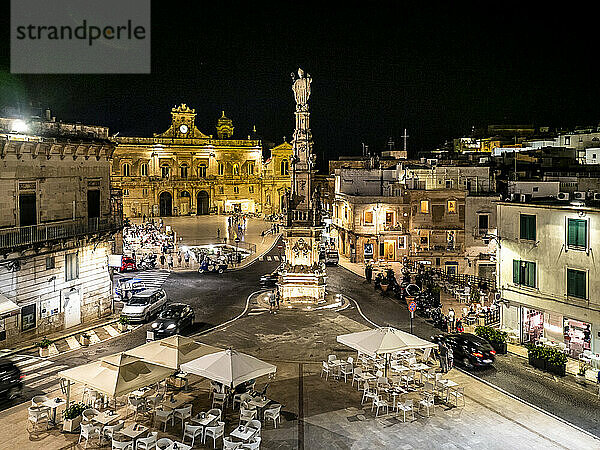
[0,216,123,251]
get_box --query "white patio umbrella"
[180,348,276,389]
[58,352,175,406]
[125,335,222,370]
[337,327,437,376]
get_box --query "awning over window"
[0,293,19,318]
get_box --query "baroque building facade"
[0,115,121,347]
[111,104,292,217]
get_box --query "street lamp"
[234,236,240,265]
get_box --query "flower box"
[546,362,566,377]
[118,322,128,333]
[80,334,90,346]
[492,341,507,355]
[528,355,546,371]
[62,415,82,433]
[39,346,50,357]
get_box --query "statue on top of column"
[291,68,312,110]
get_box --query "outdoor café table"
[119,423,149,445]
[230,425,258,442]
[161,393,195,410]
[165,442,191,450]
[382,387,407,409]
[41,397,66,425]
[191,412,219,428]
[92,409,122,426]
[437,379,459,401]
[248,395,271,419]
[130,387,155,398]
[410,363,430,383]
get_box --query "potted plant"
[36,338,52,357]
[475,326,507,354]
[79,333,90,347]
[545,348,567,377]
[526,343,546,371]
[118,315,129,332]
[62,402,86,433]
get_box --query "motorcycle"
[138,254,157,270]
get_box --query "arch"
[197,190,210,215]
[233,163,239,176]
[280,159,289,176]
[159,191,172,216]
[122,163,130,176]
[180,190,190,198]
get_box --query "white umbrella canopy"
[180,348,276,389]
[126,335,222,370]
[58,352,175,398]
[337,326,437,357]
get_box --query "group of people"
[437,340,454,373]
[123,220,175,254]
[268,290,281,314]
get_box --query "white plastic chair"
[208,407,222,422]
[264,404,282,428]
[240,405,257,425]
[397,399,414,422]
[248,419,262,439]
[419,392,435,417]
[174,404,192,429]
[27,406,50,432]
[328,354,337,363]
[82,407,100,422]
[361,381,377,405]
[101,419,124,445]
[241,438,261,450]
[31,395,49,407]
[233,392,252,409]
[156,438,173,450]
[136,431,158,450]
[340,362,353,383]
[351,367,363,388]
[448,386,465,407]
[128,397,146,420]
[154,408,173,431]
[203,421,225,448]
[223,436,241,449]
[371,394,389,417]
[321,361,330,380]
[112,438,134,450]
[78,422,101,448]
[182,423,203,447]
[212,392,226,409]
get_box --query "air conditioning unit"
[557,192,570,201]
[519,194,530,202]
[574,191,586,200]
[510,193,521,202]
[594,193,600,201]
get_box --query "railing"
[424,267,496,292]
[0,216,122,250]
[482,308,500,326]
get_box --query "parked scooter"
[138,254,157,270]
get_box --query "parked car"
[121,288,168,322]
[198,259,228,274]
[0,358,23,400]
[149,303,195,339]
[119,256,137,273]
[324,250,339,266]
[114,277,146,302]
[433,333,496,368]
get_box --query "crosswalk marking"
[114,270,171,297]
[65,335,81,350]
[18,359,54,372]
[104,324,120,337]
[258,255,280,262]
[14,356,42,368]
[89,330,101,345]
[24,365,69,382]
[28,374,60,389]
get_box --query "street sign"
[408,301,416,313]
[277,244,283,249]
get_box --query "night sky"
[1,3,599,170]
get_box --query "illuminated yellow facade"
[111,104,292,217]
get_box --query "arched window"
[218,186,224,194]
[161,164,170,179]
[140,163,148,176]
[180,190,190,198]
[233,163,239,176]
[197,164,207,178]
[247,161,255,175]
[280,159,289,176]
[180,164,188,178]
[122,163,130,177]
[233,186,239,194]
[218,163,224,176]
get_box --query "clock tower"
[154,104,209,139]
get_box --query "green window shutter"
[513,260,520,284]
[567,219,587,248]
[525,262,536,288]
[520,214,536,240]
[567,269,586,299]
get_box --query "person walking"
[184,251,190,268]
[217,228,221,240]
[447,345,454,371]
[269,293,276,314]
[275,290,281,311]
[439,341,448,373]
[167,253,174,270]
[160,254,166,268]
[448,308,455,332]
[365,263,373,284]
[177,252,182,267]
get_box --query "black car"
[149,303,195,339]
[260,266,281,288]
[0,358,23,400]
[433,333,496,368]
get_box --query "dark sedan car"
[149,303,195,339]
[260,265,282,288]
[433,333,496,368]
[0,358,23,400]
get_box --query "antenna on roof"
[402,129,409,153]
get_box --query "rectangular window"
[247,162,255,175]
[218,163,224,176]
[46,256,55,270]
[385,211,394,227]
[420,200,429,214]
[65,252,79,281]
[21,303,36,331]
[249,186,254,193]
[198,165,207,178]
[161,165,170,178]
[567,218,587,249]
[398,236,406,249]
[447,200,456,213]
[567,268,586,299]
[513,259,536,288]
[364,210,373,225]
[140,163,148,176]
[445,180,452,189]
[478,214,489,230]
[520,214,536,240]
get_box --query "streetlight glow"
[11,119,28,133]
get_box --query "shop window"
[513,259,536,288]
[445,262,458,275]
[520,214,536,241]
[420,200,429,214]
[140,163,148,176]
[567,268,586,299]
[46,256,55,270]
[364,210,373,225]
[122,163,130,177]
[65,252,79,281]
[447,200,456,213]
[567,218,587,250]
[385,211,394,227]
[478,214,489,231]
[21,303,36,331]
[198,164,207,178]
